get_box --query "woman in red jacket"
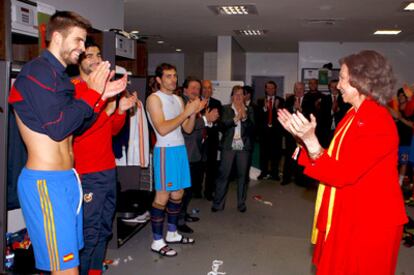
[278,50,407,275]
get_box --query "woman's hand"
[278,109,323,157]
[277,109,295,135]
[289,112,316,141]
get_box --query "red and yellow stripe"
[138,101,146,165]
[37,180,60,271]
[160,147,166,191]
[311,110,355,244]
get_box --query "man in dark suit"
[318,79,350,147]
[179,77,219,233]
[244,85,259,133]
[212,85,255,212]
[201,80,222,200]
[302,78,323,120]
[257,81,285,180]
[243,85,259,172]
[282,82,305,185]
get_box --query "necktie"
[268,98,273,126]
[295,96,300,111]
[332,95,338,113]
[198,112,208,143]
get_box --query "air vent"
[304,18,344,26]
[208,5,258,15]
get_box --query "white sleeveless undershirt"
[147,91,185,147]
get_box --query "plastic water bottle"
[5,247,14,270]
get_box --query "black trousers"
[213,150,250,210]
[260,127,283,177]
[79,168,116,275]
[178,161,204,225]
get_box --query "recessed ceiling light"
[130,30,139,34]
[157,40,164,44]
[176,48,182,52]
[234,29,268,36]
[404,2,414,10]
[208,5,258,15]
[374,30,402,35]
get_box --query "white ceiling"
[123,0,414,53]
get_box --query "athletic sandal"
[166,236,195,244]
[151,245,177,257]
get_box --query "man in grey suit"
[212,85,255,213]
[178,76,219,233]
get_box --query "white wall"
[217,36,232,81]
[148,53,185,84]
[203,52,217,80]
[35,0,124,30]
[299,42,414,90]
[231,38,246,81]
[184,53,204,80]
[245,52,299,96]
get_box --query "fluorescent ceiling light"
[404,2,414,11]
[176,48,182,52]
[208,5,258,15]
[374,30,402,35]
[235,29,267,36]
[222,6,248,15]
[157,40,164,44]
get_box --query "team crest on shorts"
[84,192,93,203]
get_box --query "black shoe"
[257,173,267,180]
[238,206,247,213]
[177,224,194,234]
[211,207,221,213]
[271,174,281,181]
[185,215,200,222]
[204,194,214,201]
[280,181,289,186]
[193,193,203,199]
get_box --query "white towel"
[126,100,150,167]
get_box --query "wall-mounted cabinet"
[102,31,147,77]
[12,33,38,63]
[115,42,147,77]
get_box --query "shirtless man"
[8,11,126,274]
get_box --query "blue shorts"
[17,168,84,271]
[153,145,191,191]
[399,146,410,165]
[409,136,414,163]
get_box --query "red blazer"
[298,99,407,274]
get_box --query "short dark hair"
[78,36,100,63]
[46,11,91,42]
[339,50,396,105]
[182,76,201,90]
[265,81,277,89]
[84,36,100,50]
[155,63,177,79]
[397,88,407,98]
[231,85,245,96]
[243,85,254,95]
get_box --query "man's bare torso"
[15,112,73,170]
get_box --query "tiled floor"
[105,180,414,275]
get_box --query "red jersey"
[72,80,126,174]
